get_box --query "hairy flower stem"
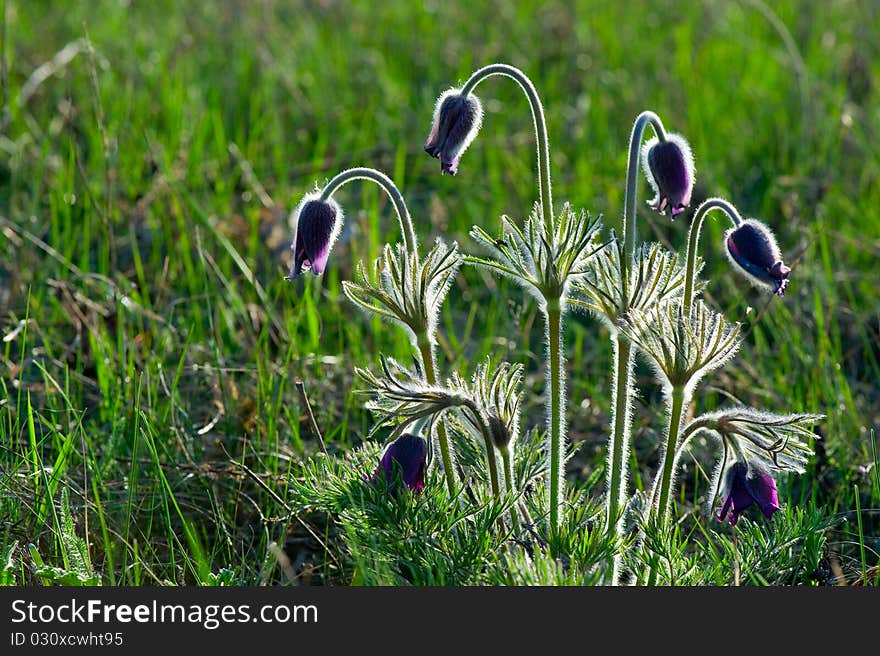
[466,405,505,535]
[606,337,634,568]
[482,430,501,501]
[322,167,457,493]
[547,305,564,540]
[622,111,667,266]
[320,167,418,253]
[645,385,687,586]
[461,63,566,537]
[653,386,687,524]
[418,341,457,493]
[683,198,743,313]
[500,445,521,535]
[460,64,553,227]
[464,402,501,500]
[606,112,667,584]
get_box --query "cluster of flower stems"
[288,63,819,585]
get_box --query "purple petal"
[424,89,482,176]
[725,220,791,295]
[376,433,428,495]
[645,134,694,216]
[718,462,753,525]
[309,245,331,275]
[717,492,734,524]
[292,197,341,276]
[745,469,780,520]
[441,155,459,176]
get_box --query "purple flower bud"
[373,433,428,495]
[724,219,791,297]
[285,193,343,279]
[641,133,695,217]
[716,461,780,526]
[424,88,483,176]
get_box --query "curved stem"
[459,64,566,539]
[546,304,564,539]
[622,111,667,277]
[460,64,553,228]
[418,341,457,493]
[323,168,458,494]
[607,111,665,584]
[320,167,418,255]
[683,198,744,315]
[674,416,715,459]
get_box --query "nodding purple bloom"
[424,88,483,176]
[285,193,342,279]
[373,433,428,495]
[716,461,780,525]
[641,133,695,217]
[724,219,791,297]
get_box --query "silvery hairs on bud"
[424,88,484,176]
[641,133,695,217]
[287,191,343,278]
[724,218,791,297]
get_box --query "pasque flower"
[424,88,483,176]
[373,433,428,494]
[724,219,791,297]
[642,133,695,217]
[716,461,780,525]
[286,193,342,278]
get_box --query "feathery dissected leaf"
[356,357,469,441]
[358,356,525,450]
[571,239,700,330]
[452,359,524,449]
[343,238,461,343]
[684,407,822,474]
[467,202,605,306]
[621,299,741,394]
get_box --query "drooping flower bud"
[424,88,483,176]
[285,193,343,279]
[716,461,780,525]
[373,433,428,495]
[724,219,791,297]
[641,133,695,217]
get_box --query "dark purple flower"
[285,193,342,279]
[724,219,791,297]
[373,433,428,495]
[424,88,483,176]
[642,134,695,217]
[716,461,780,525]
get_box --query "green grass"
[1,0,878,585]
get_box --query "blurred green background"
[1,0,877,584]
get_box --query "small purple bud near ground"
[724,219,791,297]
[372,433,428,495]
[642,133,695,217]
[716,461,780,525]
[424,88,483,176]
[286,193,343,279]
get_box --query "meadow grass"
[1,0,878,585]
